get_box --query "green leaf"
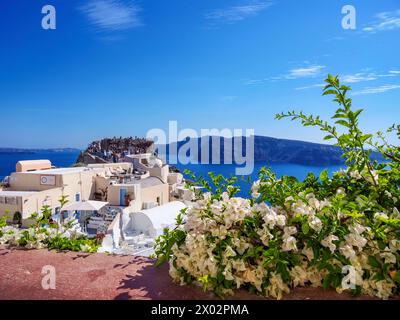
[368,256,381,268]
[302,223,310,235]
[323,89,338,96]
[353,109,363,118]
[323,274,332,289]
[335,120,350,128]
[319,170,329,183]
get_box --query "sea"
[0,151,343,197]
[0,151,80,180]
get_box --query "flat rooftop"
[0,190,39,197]
[14,167,102,175]
[113,177,164,188]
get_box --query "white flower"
[374,280,396,300]
[61,230,72,239]
[36,232,47,242]
[232,237,250,255]
[203,192,212,201]
[302,246,314,261]
[231,259,247,272]
[282,236,297,252]
[276,215,287,227]
[308,216,323,233]
[251,180,261,199]
[257,227,274,246]
[348,223,366,235]
[223,246,237,259]
[321,235,339,253]
[340,244,356,259]
[284,196,294,206]
[283,226,297,236]
[290,266,308,287]
[307,267,326,287]
[349,170,362,180]
[266,273,290,300]
[291,200,311,216]
[380,251,396,264]
[319,199,331,210]
[308,197,320,210]
[260,206,284,229]
[389,239,400,252]
[80,244,92,252]
[336,187,346,196]
[374,212,389,221]
[364,170,379,185]
[242,267,264,292]
[345,233,367,251]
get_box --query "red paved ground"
[0,246,396,300]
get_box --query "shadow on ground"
[113,256,215,300]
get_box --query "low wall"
[106,212,121,249]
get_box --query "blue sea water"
[0,151,343,197]
[0,151,81,180]
[173,162,343,197]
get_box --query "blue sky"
[1,0,399,148]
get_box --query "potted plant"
[12,211,22,228]
[124,192,133,207]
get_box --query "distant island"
[75,136,384,167]
[166,136,385,166]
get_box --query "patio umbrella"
[62,200,109,212]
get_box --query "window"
[75,193,80,202]
[5,197,17,205]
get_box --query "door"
[120,189,127,206]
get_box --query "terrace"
[0,245,389,300]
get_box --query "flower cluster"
[0,207,99,253]
[164,176,399,299]
[155,75,400,300]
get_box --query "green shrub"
[155,75,400,299]
[0,195,99,253]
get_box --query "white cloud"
[342,73,378,83]
[244,64,325,85]
[205,1,273,24]
[294,70,400,91]
[286,65,325,79]
[295,84,325,90]
[353,85,400,95]
[341,71,399,83]
[363,10,400,33]
[79,0,142,32]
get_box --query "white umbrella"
[62,200,108,212]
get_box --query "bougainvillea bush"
[155,75,400,300]
[0,196,99,253]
